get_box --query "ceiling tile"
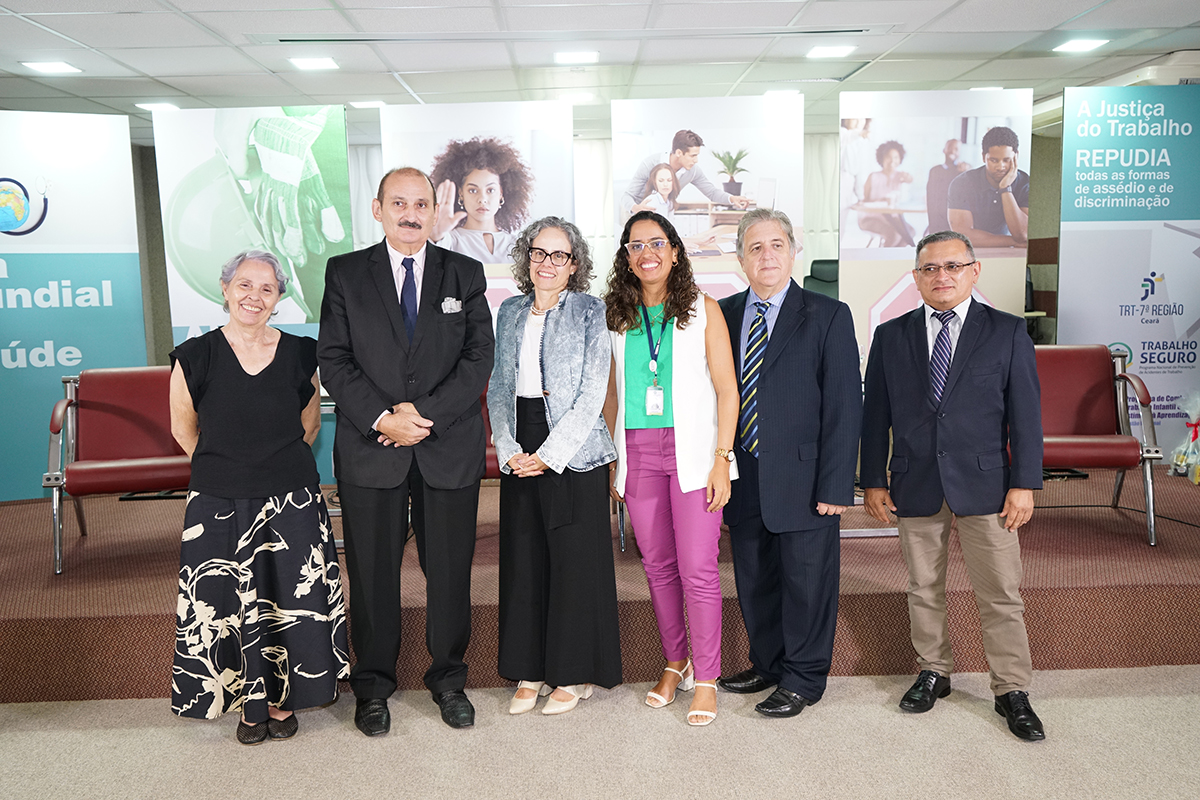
[961,56,1102,80]
[1128,27,1200,52]
[648,2,804,28]
[24,76,185,97]
[277,72,405,95]
[747,61,864,81]
[0,49,140,78]
[0,77,73,98]
[170,0,332,9]
[503,4,649,31]
[923,0,1101,33]
[765,33,910,59]
[8,0,163,10]
[517,65,634,90]
[0,97,128,114]
[631,63,749,86]
[419,89,529,103]
[161,73,296,96]
[638,37,770,64]
[189,10,357,45]
[626,83,735,99]
[857,59,986,81]
[0,15,81,49]
[375,41,512,72]
[99,47,262,77]
[29,12,222,49]
[512,39,642,68]
[1062,0,1200,30]
[885,31,1042,57]
[401,69,521,93]
[1061,54,1162,79]
[345,7,502,33]
[797,1,956,33]
[239,43,389,73]
[194,94,317,106]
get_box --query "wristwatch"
[714,448,735,463]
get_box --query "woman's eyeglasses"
[529,247,573,267]
[624,239,669,255]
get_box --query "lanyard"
[640,304,669,385]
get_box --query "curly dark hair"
[604,211,698,333]
[642,163,679,206]
[981,125,1019,154]
[509,216,593,294]
[876,140,906,166]
[429,137,532,232]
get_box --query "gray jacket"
[487,291,617,474]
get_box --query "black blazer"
[719,281,862,533]
[860,301,1042,517]
[317,240,495,490]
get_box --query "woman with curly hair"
[429,136,533,263]
[857,139,916,247]
[487,217,622,716]
[602,210,739,726]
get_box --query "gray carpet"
[3,666,1198,800]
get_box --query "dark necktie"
[400,256,417,342]
[930,309,956,402]
[738,301,770,457]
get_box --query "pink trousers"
[623,427,723,681]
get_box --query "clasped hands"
[507,452,549,478]
[376,402,432,447]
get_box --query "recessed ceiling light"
[807,46,856,59]
[554,51,599,65]
[22,62,81,74]
[289,57,339,70]
[970,86,1004,91]
[350,101,386,109]
[561,91,594,104]
[136,103,179,112]
[1053,40,1108,53]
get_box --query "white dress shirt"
[385,238,426,312]
[923,296,973,363]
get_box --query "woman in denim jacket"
[486,217,621,716]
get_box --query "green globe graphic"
[0,184,29,232]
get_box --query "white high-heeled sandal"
[687,682,717,727]
[542,684,593,715]
[645,661,695,708]
[509,680,552,715]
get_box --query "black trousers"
[496,398,622,689]
[727,447,840,703]
[339,458,480,698]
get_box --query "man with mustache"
[318,167,495,735]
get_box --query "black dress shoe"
[899,670,952,713]
[355,698,390,737]
[994,691,1045,741]
[236,719,268,745]
[717,668,774,695]
[754,687,810,718]
[267,713,298,740]
[433,689,475,729]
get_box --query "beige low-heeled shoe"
[509,680,552,715]
[687,682,717,727]
[542,684,593,715]
[645,660,694,708]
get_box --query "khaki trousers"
[898,501,1032,695]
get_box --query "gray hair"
[735,208,798,259]
[219,249,288,311]
[509,216,594,294]
[914,230,975,269]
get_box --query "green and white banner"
[0,111,146,501]
[1059,85,1200,447]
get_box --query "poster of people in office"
[152,106,354,336]
[838,89,1033,359]
[611,94,804,299]
[0,111,145,501]
[1058,84,1200,450]
[379,101,574,276]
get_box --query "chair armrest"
[1116,373,1151,407]
[1116,372,1161,452]
[49,398,73,435]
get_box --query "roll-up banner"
[839,90,1033,365]
[1058,85,1200,449]
[611,95,805,300]
[0,111,146,500]
[379,101,575,316]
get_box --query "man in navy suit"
[716,209,861,717]
[861,230,1045,741]
[318,167,494,735]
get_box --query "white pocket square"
[441,297,463,313]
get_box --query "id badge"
[645,384,665,416]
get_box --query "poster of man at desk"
[611,95,804,299]
[838,89,1034,357]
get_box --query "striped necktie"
[930,309,957,402]
[400,256,417,342]
[739,301,770,457]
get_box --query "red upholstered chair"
[43,367,192,574]
[1036,345,1163,545]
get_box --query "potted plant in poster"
[713,148,749,196]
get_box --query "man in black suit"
[861,229,1045,741]
[318,167,494,735]
[716,209,861,717]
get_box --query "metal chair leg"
[1142,461,1157,547]
[1110,471,1126,508]
[72,494,88,537]
[52,486,64,575]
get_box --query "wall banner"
[0,111,145,501]
[1059,85,1200,447]
[839,89,1033,364]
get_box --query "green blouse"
[624,304,674,429]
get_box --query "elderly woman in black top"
[168,249,348,744]
[487,217,621,716]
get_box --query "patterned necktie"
[930,309,957,402]
[739,301,770,457]
[400,256,417,342]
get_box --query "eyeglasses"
[529,247,573,267]
[624,239,669,256]
[914,261,975,277]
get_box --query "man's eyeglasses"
[529,247,573,267]
[914,261,975,277]
[624,239,669,256]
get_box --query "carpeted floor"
[2,467,1199,703]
